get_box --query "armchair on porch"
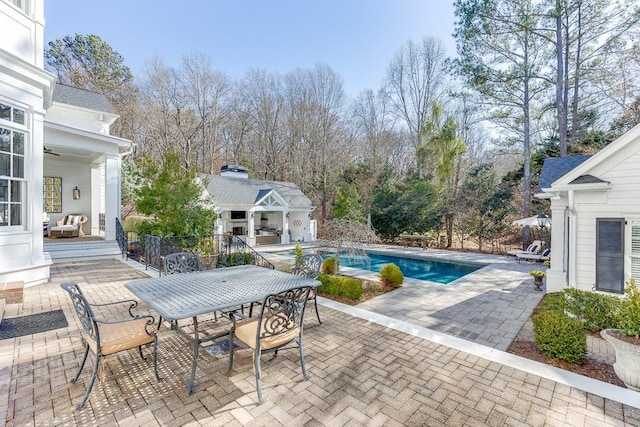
[49,214,88,238]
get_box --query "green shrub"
[322,257,339,274]
[122,215,147,233]
[616,278,640,338]
[317,274,363,299]
[562,288,621,331]
[380,263,404,288]
[294,243,304,268]
[532,311,587,363]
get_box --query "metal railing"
[115,219,274,273]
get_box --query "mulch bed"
[507,338,625,387]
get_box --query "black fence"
[115,219,274,274]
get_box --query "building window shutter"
[596,218,624,293]
[631,221,640,282]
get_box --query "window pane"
[0,128,9,152]
[13,156,23,178]
[0,153,9,176]
[13,131,24,154]
[10,203,21,226]
[0,104,9,122]
[13,109,25,125]
[0,203,7,226]
[0,179,7,202]
[10,180,21,202]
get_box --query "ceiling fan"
[44,146,61,156]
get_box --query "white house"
[537,123,640,294]
[1,0,129,286]
[202,165,316,247]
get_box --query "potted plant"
[601,278,640,391]
[196,236,218,270]
[529,270,546,291]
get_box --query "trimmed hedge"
[317,274,363,300]
[532,310,587,363]
[380,263,404,288]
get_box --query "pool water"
[269,250,484,284]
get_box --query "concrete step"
[44,240,123,263]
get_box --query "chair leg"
[313,296,322,324]
[254,348,264,404]
[298,337,308,381]
[152,335,163,382]
[76,352,101,410]
[71,343,90,383]
[227,328,235,375]
[138,346,146,360]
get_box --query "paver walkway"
[1,259,640,426]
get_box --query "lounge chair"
[516,248,550,263]
[507,240,545,256]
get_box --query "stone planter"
[533,277,544,291]
[200,254,219,270]
[601,329,640,391]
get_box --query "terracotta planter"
[601,329,640,391]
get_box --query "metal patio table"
[125,264,320,394]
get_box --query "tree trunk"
[556,0,568,156]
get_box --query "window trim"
[0,101,29,231]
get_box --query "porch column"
[104,153,121,240]
[546,197,569,293]
[247,211,256,246]
[282,212,290,244]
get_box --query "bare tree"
[384,36,448,175]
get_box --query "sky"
[44,1,457,98]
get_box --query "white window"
[3,0,26,12]
[0,102,27,229]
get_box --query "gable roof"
[551,122,640,188]
[203,175,314,209]
[52,84,118,115]
[537,155,591,194]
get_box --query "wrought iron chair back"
[60,282,162,410]
[227,285,313,403]
[162,252,203,275]
[290,253,323,279]
[290,254,323,324]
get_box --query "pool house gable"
[202,170,316,246]
[538,123,640,295]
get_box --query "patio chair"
[161,252,203,326]
[227,286,313,403]
[60,282,161,410]
[507,240,545,256]
[516,248,551,263]
[49,213,87,238]
[162,252,203,275]
[289,254,323,324]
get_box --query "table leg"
[187,316,199,395]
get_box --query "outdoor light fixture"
[536,213,550,228]
[286,212,290,218]
[250,212,254,219]
[72,186,80,200]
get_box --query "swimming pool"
[268,250,485,284]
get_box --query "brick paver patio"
[2,259,640,426]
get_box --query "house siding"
[571,148,640,291]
